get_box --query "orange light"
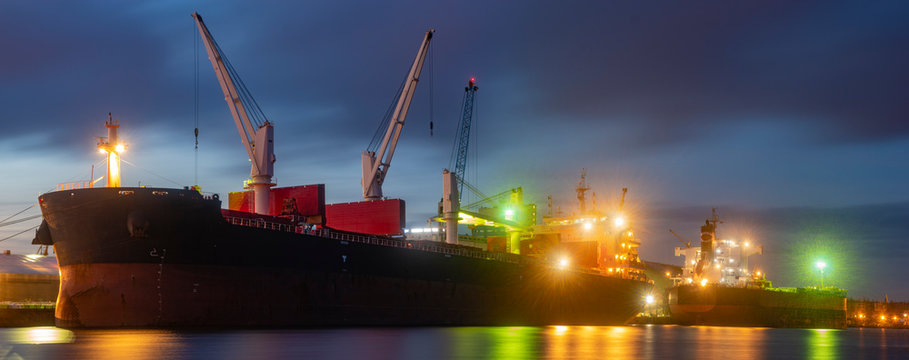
[99,148,107,154]
[665,272,671,277]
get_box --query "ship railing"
[55,181,93,191]
[223,215,529,264]
[224,216,298,233]
[310,228,527,265]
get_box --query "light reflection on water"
[0,325,907,359]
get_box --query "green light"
[504,209,515,221]
[784,227,859,290]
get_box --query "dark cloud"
[0,1,907,296]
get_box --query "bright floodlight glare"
[645,295,655,305]
[583,222,593,231]
[115,144,126,153]
[815,261,827,270]
[613,217,625,227]
[504,209,515,221]
[558,257,569,269]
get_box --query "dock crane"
[193,12,275,215]
[451,78,479,200]
[362,29,434,200]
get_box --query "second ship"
[667,210,847,329]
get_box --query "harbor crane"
[451,78,479,200]
[362,29,434,200]
[193,12,275,214]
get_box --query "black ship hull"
[669,285,847,329]
[39,187,652,328]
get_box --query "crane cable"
[428,41,434,137]
[194,20,200,186]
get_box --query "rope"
[0,215,42,228]
[0,204,36,225]
[0,225,39,243]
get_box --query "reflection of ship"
[668,209,847,329]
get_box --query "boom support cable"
[368,77,407,152]
[428,41,434,137]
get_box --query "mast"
[576,168,590,214]
[97,113,127,188]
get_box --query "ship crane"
[193,13,275,214]
[362,29,434,200]
[669,229,691,248]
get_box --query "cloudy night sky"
[1,1,907,299]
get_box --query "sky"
[0,1,907,299]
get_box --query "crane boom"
[669,228,691,248]
[193,12,275,214]
[452,78,478,199]
[619,187,628,211]
[362,29,434,200]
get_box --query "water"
[1,325,908,359]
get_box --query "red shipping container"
[325,199,405,236]
[228,184,325,220]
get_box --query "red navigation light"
[470,77,476,82]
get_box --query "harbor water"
[1,325,907,359]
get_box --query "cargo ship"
[36,139,652,328]
[35,185,653,328]
[33,14,652,328]
[667,210,847,329]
